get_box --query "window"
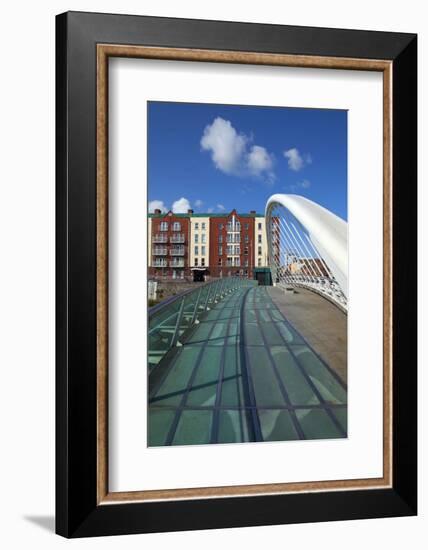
[245,234,249,243]
[258,222,262,230]
[201,234,206,244]
[195,222,199,230]
[244,247,248,255]
[258,246,262,256]
[160,222,168,231]
[172,221,181,231]
[234,257,240,267]
[218,234,223,243]
[226,245,233,255]
[194,257,198,266]
[234,245,240,255]
[194,234,199,243]
[194,246,199,256]
[219,223,223,230]
[258,258,262,267]
[244,223,249,230]
[201,246,206,256]
[236,222,241,231]
[201,222,206,230]
[258,234,262,244]
[218,245,222,255]
[218,258,222,266]
[244,259,249,267]
[201,258,205,267]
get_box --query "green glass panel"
[152,345,200,406]
[218,410,250,443]
[259,320,284,346]
[270,346,319,406]
[187,320,212,343]
[259,409,299,441]
[244,323,264,346]
[186,347,222,406]
[296,408,343,439]
[221,347,244,407]
[148,409,176,446]
[332,407,348,434]
[291,346,347,405]
[172,410,213,446]
[248,347,287,407]
[275,321,304,344]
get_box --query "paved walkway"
[267,286,347,382]
[149,286,347,446]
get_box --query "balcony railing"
[153,235,168,243]
[170,234,185,244]
[153,247,168,255]
[170,247,185,256]
[170,259,185,267]
[153,260,168,267]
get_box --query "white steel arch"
[265,194,348,310]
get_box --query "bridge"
[266,194,347,310]
[148,194,348,446]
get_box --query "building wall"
[189,217,210,268]
[255,216,268,268]
[147,217,152,268]
[149,212,190,278]
[209,210,256,278]
[149,210,266,280]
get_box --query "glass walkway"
[148,285,347,446]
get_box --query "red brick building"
[208,209,256,279]
[148,209,267,280]
[149,210,191,279]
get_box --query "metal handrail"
[148,277,257,369]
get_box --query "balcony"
[153,234,168,243]
[226,233,241,243]
[170,247,185,256]
[153,247,168,255]
[170,234,185,244]
[170,259,185,268]
[153,259,168,267]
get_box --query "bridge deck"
[267,286,347,383]
[149,286,347,446]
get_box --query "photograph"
[147,101,348,446]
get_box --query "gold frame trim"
[96,44,393,504]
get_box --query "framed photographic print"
[56,11,417,537]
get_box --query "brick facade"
[208,210,256,279]
[149,210,190,279]
[148,209,267,280]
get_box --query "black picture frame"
[56,11,417,538]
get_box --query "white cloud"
[283,148,312,171]
[201,117,275,183]
[171,197,191,213]
[299,179,311,189]
[148,199,167,213]
[194,199,204,208]
[207,207,214,213]
[216,203,225,211]
[200,117,247,174]
[246,145,275,183]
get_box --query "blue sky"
[148,102,347,220]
